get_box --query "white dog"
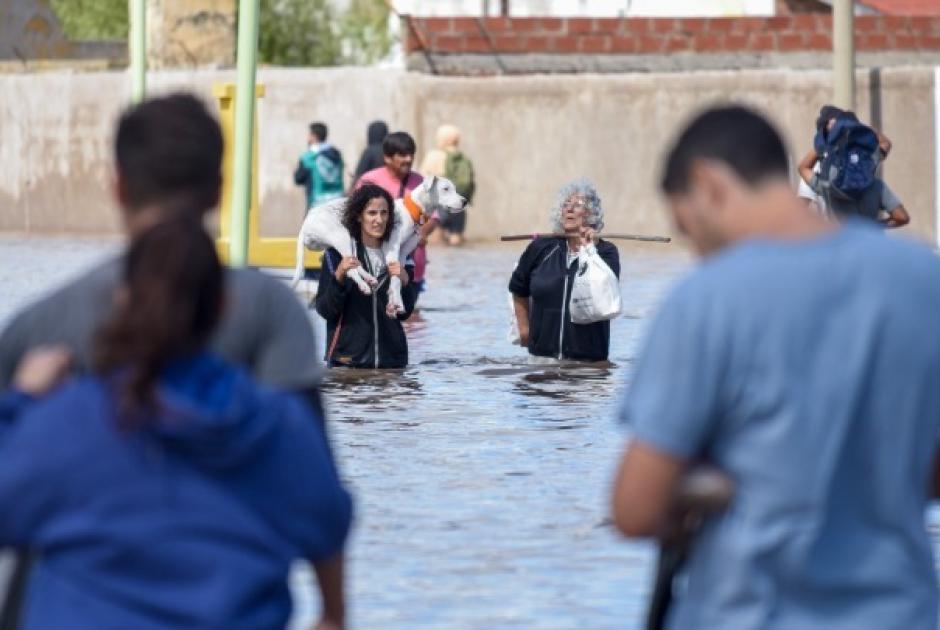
[291,175,466,315]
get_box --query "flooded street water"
[306,244,692,629]
[0,235,690,628]
[7,235,939,629]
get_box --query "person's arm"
[1,347,71,427]
[387,261,409,289]
[798,149,819,186]
[418,216,439,244]
[879,183,909,229]
[396,264,418,321]
[311,551,345,630]
[294,158,310,186]
[883,205,910,229]
[612,441,687,537]
[0,347,74,544]
[512,295,530,347]
[508,243,541,347]
[877,131,892,158]
[314,252,356,323]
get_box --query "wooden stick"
[499,232,671,243]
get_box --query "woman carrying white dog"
[509,180,620,362]
[315,184,418,369]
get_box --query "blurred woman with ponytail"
[0,220,352,630]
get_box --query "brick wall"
[403,15,940,56]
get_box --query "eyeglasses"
[563,200,588,210]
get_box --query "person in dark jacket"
[352,120,388,184]
[509,180,620,362]
[315,184,417,369]
[0,220,352,630]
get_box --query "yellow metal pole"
[213,83,264,265]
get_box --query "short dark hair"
[660,105,789,195]
[115,93,223,214]
[342,184,397,243]
[310,122,328,142]
[816,104,844,132]
[382,131,416,157]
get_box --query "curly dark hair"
[342,184,396,243]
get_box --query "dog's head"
[414,176,466,216]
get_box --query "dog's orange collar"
[403,193,425,225]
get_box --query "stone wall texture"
[0,66,935,246]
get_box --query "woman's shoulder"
[527,236,564,254]
[515,237,563,270]
[14,377,109,435]
[596,239,619,256]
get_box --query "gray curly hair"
[548,179,605,233]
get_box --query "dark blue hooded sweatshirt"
[0,353,352,630]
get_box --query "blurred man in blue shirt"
[612,106,940,630]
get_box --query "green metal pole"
[129,0,146,103]
[230,0,261,267]
[832,0,855,110]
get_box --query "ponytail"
[94,219,223,418]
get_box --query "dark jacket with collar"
[315,244,417,369]
[509,237,620,362]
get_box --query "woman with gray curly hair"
[508,179,620,362]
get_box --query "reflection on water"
[304,244,692,629]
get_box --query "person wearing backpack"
[294,122,345,213]
[420,124,475,246]
[797,106,908,228]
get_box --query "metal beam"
[832,0,855,110]
[129,0,146,103]
[230,0,261,267]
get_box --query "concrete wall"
[0,65,935,246]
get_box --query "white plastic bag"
[569,243,621,324]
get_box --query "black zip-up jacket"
[509,237,620,362]
[315,246,417,369]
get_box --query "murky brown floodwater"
[9,236,937,629]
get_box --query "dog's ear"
[430,175,438,190]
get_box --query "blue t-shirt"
[622,223,940,629]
